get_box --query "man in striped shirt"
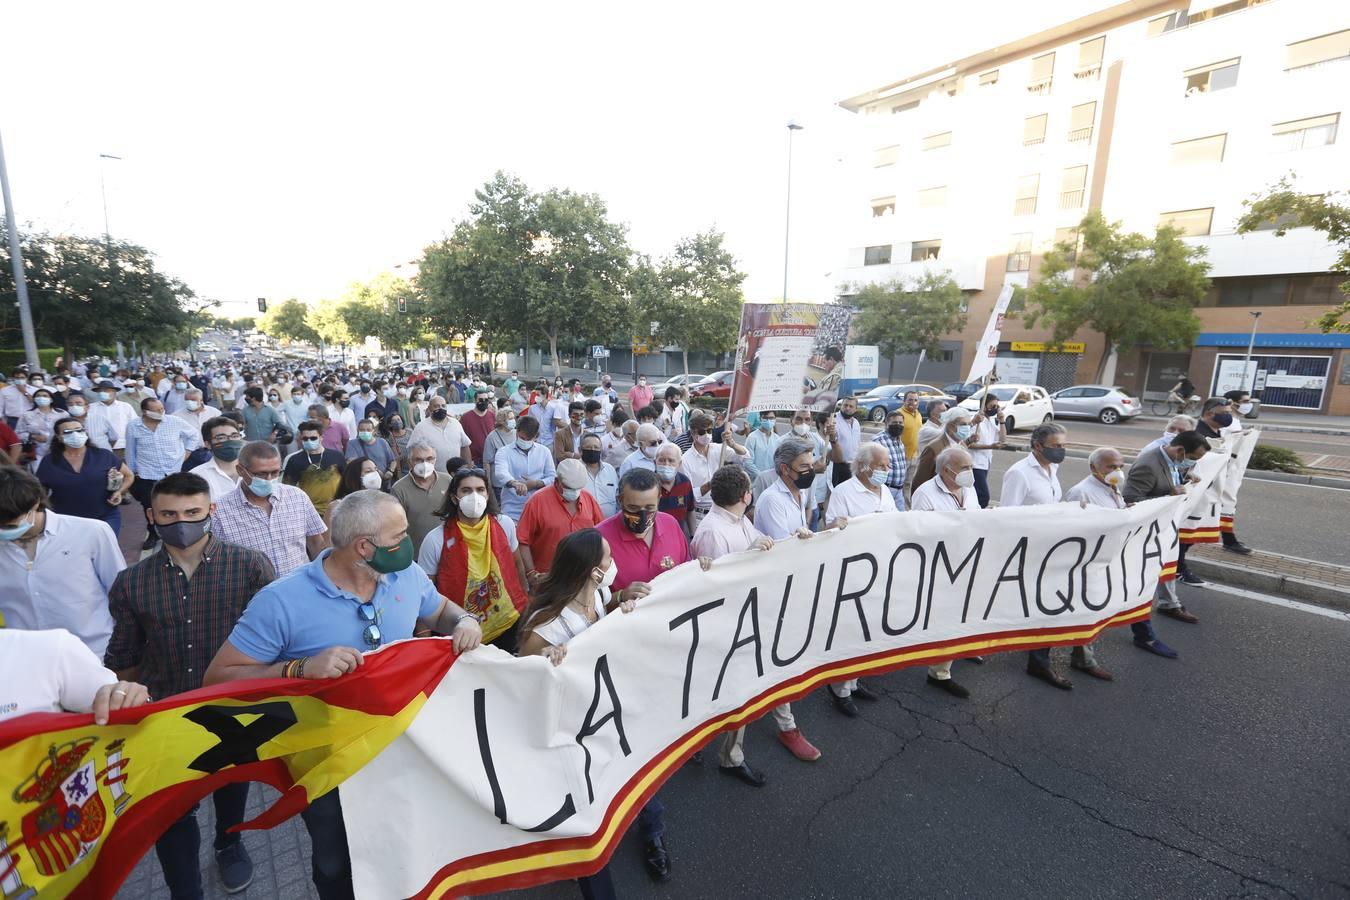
[210,441,328,577]
[870,408,909,510]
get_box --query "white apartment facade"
[833,0,1350,414]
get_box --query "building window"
[1077,37,1105,80]
[1060,166,1088,209]
[918,186,947,209]
[1184,59,1240,95]
[871,197,896,217]
[1014,174,1040,215]
[1068,102,1096,143]
[1159,208,1214,236]
[1023,114,1048,146]
[1150,1,1272,36]
[1053,227,1082,260]
[1290,274,1349,306]
[864,245,893,266]
[891,100,920,114]
[921,131,952,151]
[979,70,999,87]
[873,145,900,167]
[911,239,941,261]
[1028,52,1055,95]
[1147,14,1173,36]
[1205,274,1349,306]
[1171,133,1228,163]
[1286,29,1350,71]
[1273,113,1339,150]
[1007,233,1033,272]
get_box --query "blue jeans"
[1132,619,1157,642]
[578,867,617,900]
[154,782,250,900]
[300,789,355,900]
[972,467,990,508]
[102,506,122,535]
[638,795,665,842]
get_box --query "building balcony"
[833,254,986,292]
[1066,126,1093,143]
[1186,229,1340,279]
[1013,197,1038,216]
[1074,64,1101,81]
[1060,190,1085,210]
[1023,135,1046,147]
[1026,76,1053,96]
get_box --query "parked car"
[958,384,1054,432]
[942,381,983,403]
[1050,385,1141,424]
[858,383,955,422]
[649,372,707,395]
[689,370,735,399]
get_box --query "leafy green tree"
[306,298,354,352]
[637,230,745,376]
[258,299,320,345]
[336,274,425,353]
[0,221,199,364]
[1015,210,1210,382]
[1236,176,1350,333]
[848,270,968,361]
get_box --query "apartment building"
[832,0,1350,414]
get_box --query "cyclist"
[1167,374,1198,414]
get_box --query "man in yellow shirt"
[898,391,923,500]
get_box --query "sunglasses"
[357,602,382,648]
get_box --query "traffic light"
[257,297,267,313]
[397,297,408,314]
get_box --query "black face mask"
[581,448,602,465]
[886,423,902,438]
[158,515,211,549]
[1040,446,1067,464]
[793,470,816,490]
[476,399,489,410]
[622,508,651,534]
[338,398,350,408]
[432,408,448,421]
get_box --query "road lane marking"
[1201,583,1350,623]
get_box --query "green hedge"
[0,348,64,372]
[1248,444,1303,473]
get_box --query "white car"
[650,373,707,395]
[958,384,1055,433]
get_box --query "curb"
[1044,445,1350,491]
[1130,414,1350,438]
[1184,558,1350,612]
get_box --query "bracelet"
[297,657,307,679]
[284,659,298,678]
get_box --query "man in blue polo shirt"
[205,489,483,900]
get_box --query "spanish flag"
[0,639,458,900]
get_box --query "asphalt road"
[1050,416,1350,462]
[493,585,1350,900]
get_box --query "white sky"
[6,0,1100,319]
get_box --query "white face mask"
[596,560,618,589]
[458,491,488,519]
[1237,403,1253,415]
[641,444,659,460]
[361,471,383,490]
[1104,469,1126,488]
[413,461,436,479]
[792,423,810,436]
[952,469,975,488]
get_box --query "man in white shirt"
[825,443,896,522]
[910,446,982,699]
[189,417,245,501]
[408,396,472,467]
[603,417,638,470]
[0,468,125,657]
[967,394,1006,508]
[655,387,687,440]
[90,380,138,453]
[751,437,834,761]
[618,423,664,477]
[680,411,749,527]
[172,388,222,449]
[917,400,947,450]
[0,628,150,725]
[828,396,861,487]
[0,370,29,427]
[215,371,240,409]
[1062,446,1127,683]
[690,464,775,788]
[1000,422,1073,690]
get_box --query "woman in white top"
[17,387,63,467]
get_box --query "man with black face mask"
[1000,422,1074,690]
[105,472,276,898]
[1196,397,1253,555]
[462,389,497,465]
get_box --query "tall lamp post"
[0,128,40,370]
[1242,310,1262,393]
[99,153,124,359]
[781,120,803,303]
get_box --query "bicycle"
[1149,394,1200,417]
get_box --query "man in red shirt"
[0,420,21,464]
[517,458,602,583]
[461,388,497,465]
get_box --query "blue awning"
[1195,332,1350,349]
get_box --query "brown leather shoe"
[1157,606,1200,624]
[1070,661,1115,681]
[1026,660,1073,690]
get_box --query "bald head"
[936,445,972,490]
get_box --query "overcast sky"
[6,0,1098,318]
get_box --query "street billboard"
[728,302,853,418]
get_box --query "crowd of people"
[0,354,1259,900]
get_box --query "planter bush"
[0,348,64,372]
[1247,444,1303,474]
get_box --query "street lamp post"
[782,121,803,303]
[1242,311,1262,393]
[0,128,40,370]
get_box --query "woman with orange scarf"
[415,466,530,652]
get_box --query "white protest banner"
[340,464,1227,898]
[964,284,1014,384]
[1177,428,1258,545]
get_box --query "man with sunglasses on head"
[205,489,484,900]
[105,472,275,897]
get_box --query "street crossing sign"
[592,345,610,358]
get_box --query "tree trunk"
[63,336,75,373]
[547,329,562,381]
[682,347,689,378]
[1093,340,1113,384]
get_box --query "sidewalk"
[1132,409,1350,437]
[1185,545,1350,612]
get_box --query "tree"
[1236,175,1350,333]
[849,270,968,361]
[0,221,200,363]
[306,298,353,353]
[637,230,746,375]
[336,274,425,352]
[1015,210,1211,382]
[258,299,320,345]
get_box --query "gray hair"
[854,443,888,469]
[936,445,971,474]
[941,406,972,426]
[184,388,204,400]
[773,436,814,470]
[1088,446,1121,469]
[407,439,437,459]
[1030,422,1067,448]
[330,489,402,548]
[636,423,663,444]
[1168,414,1196,432]
[308,403,329,421]
[238,440,280,471]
